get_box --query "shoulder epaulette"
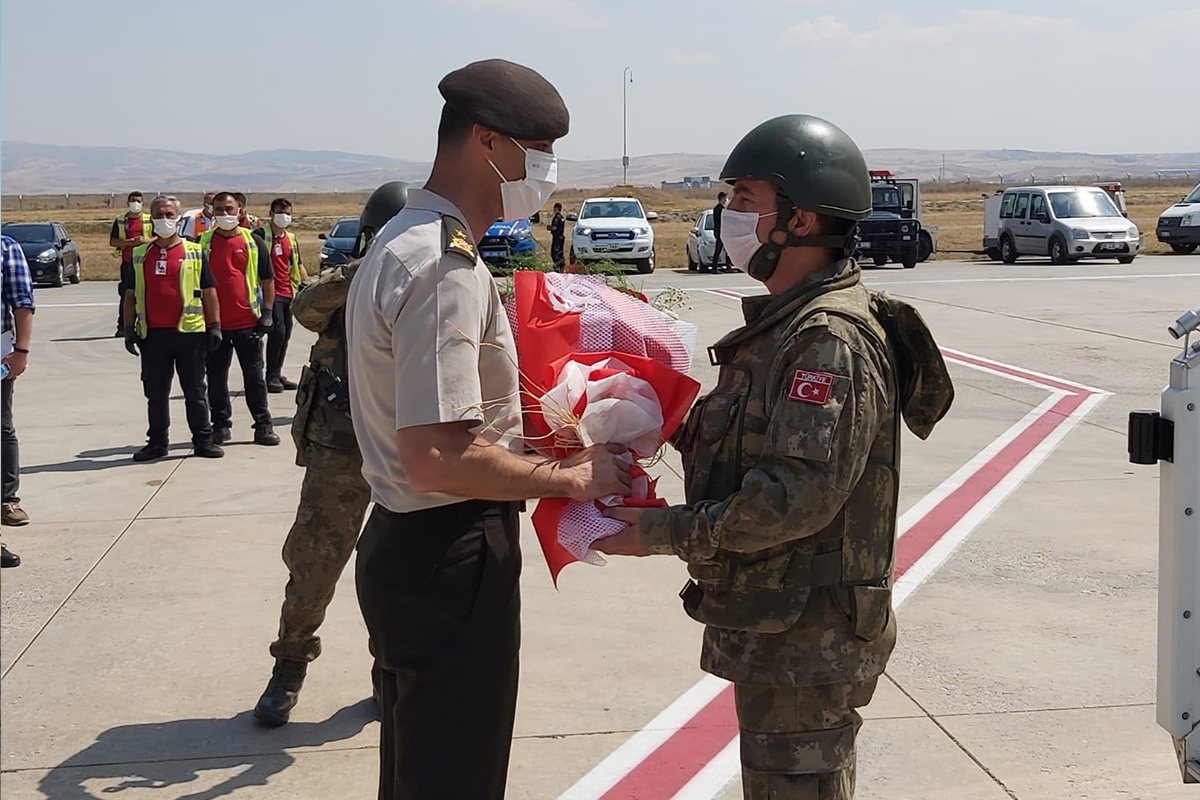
[442,215,476,260]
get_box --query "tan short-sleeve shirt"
[346,188,521,513]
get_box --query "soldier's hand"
[595,508,647,556]
[560,443,631,501]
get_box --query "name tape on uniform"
[788,370,835,405]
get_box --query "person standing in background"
[110,191,152,335]
[548,201,566,269]
[2,233,35,565]
[711,190,727,271]
[256,198,307,394]
[199,192,278,446]
[122,195,225,462]
[233,192,259,230]
[181,191,218,241]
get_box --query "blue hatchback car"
[479,218,536,268]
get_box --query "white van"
[996,186,1141,265]
[1155,182,1200,255]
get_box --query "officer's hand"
[594,510,648,557]
[560,443,631,501]
[123,327,139,356]
[206,324,223,352]
[256,314,273,335]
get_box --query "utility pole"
[623,67,634,185]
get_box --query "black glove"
[256,313,274,336]
[123,327,139,356]
[206,324,223,352]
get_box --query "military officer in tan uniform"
[346,60,630,800]
[599,115,955,799]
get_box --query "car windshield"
[2,224,54,243]
[331,220,359,237]
[581,201,643,220]
[872,186,902,207]
[1184,185,1200,204]
[1048,191,1121,219]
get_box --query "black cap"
[438,59,569,141]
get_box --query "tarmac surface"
[2,253,1199,799]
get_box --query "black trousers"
[712,234,725,270]
[356,501,522,800]
[206,328,272,431]
[2,378,18,503]
[116,262,132,329]
[265,297,294,381]
[551,237,565,269]
[140,330,212,447]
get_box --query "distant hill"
[2,141,1198,194]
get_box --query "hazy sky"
[2,0,1196,161]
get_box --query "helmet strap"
[746,195,857,281]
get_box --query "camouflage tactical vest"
[678,278,902,686]
[290,262,359,461]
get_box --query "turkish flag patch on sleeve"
[788,370,836,405]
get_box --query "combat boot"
[254,658,308,726]
[254,426,281,446]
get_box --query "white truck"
[1156,182,1200,255]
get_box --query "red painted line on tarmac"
[579,350,1102,800]
[892,391,1086,579]
[598,687,737,800]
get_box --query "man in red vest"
[202,192,279,446]
[256,197,308,393]
[110,191,151,336]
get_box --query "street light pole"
[623,66,634,185]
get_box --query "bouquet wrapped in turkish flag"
[506,271,700,584]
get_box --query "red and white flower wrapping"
[507,272,700,584]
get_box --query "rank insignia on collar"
[443,216,475,260]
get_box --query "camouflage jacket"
[290,261,360,464]
[640,258,953,686]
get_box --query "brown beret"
[438,59,569,141]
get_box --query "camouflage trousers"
[735,678,879,800]
[270,441,371,663]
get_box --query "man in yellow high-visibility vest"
[121,195,225,461]
[255,197,308,393]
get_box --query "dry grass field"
[1,181,1193,281]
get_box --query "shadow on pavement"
[24,444,193,475]
[50,336,124,344]
[36,700,375,800]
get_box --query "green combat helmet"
[353,181,410,259]
[720,114,871,281]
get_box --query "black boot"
[1,542,21,568]
[213,427,230,445]
[133,444,169,462]
[193,441,225,458]
[254,658,308,726]
[254,426,281,446]
[279,376,298,390]
[266,376,284,394]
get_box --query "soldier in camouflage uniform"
[254,182,409,726]
[599,116,955,798]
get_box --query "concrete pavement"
[3,254,1199,799]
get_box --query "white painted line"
[557,673,729,800]
[941,346,1106,395]
[671,738,742,800]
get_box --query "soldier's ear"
[788,208,820,238]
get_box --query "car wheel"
[872,254,888,267]
[1001,235,1018,264]
[917,231,933,262]
[51,262,64,288]
[636,252,654,274]
[1117,255,1136,264]
[69,259,81,284]
[1049,236,1070,266]
[1170,243,1198,255]
[901,248,918,269]
[687,249,697,272]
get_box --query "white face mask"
[152,217,179,238]
[215,214,240,231]
[273,213,292,229]
[128,201,143,214]
[487,138,558,221]
[720,208,776,273]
